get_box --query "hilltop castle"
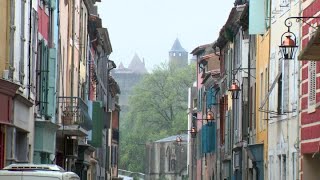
[111,54,148,112]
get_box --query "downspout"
[28,0,32,99]
[247,32,251,180]
[9,0,15,80]
[71,0,75,102]
[296,0,302,178]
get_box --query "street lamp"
[192,110,215,126]
[228,79,241,100]
[175,127,197,146]
[279,16,320,60]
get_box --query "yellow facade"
[255,30,270,179]
[0,1,10,78]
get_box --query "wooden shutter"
[92,101,103,147]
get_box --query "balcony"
[57,97,92,136]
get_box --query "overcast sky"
[98,0,235,71]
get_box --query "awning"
[298,28,320,60]
[259,72,281,109]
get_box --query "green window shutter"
[46,48,57,119]
[40,41,49,115]
[92,101,103,147]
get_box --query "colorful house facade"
[298,0,320,179]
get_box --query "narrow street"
[0,0,320,180]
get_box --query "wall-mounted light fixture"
[228,79,241,100]
[279,16,320,60]
[175,127,197,146]
[192,110,215,126]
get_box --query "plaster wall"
[255,28,270,180]
[267,1,300,180]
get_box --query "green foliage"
[119,63,196,172]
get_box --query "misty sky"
[98,0,235,71]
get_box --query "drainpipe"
[246,33,251,180]
[71,0,75,102]
[296,0,302,178]
[27,0,32,100]
[9,0,15,80]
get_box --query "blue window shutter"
[212,88,217,105]
[208,123,216,152]
[202,125,209,153]
[46,48,57,119]
[206,89,212,108]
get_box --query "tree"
[119,63,196,172]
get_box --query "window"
[278,154,287,180]
[39,0,43,9]
[292,152,297,180]
[308,61,316,109]
[282,155,286,180]
[260,72,263,130]
[268,155,273,180]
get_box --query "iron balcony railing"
[58,96,92,130]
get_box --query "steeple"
[169,38,188,67]
[170,38,187,53]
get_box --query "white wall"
[268,1,300,180]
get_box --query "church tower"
[169,38,188,67]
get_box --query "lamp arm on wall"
[284,16,320,31]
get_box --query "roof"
[213,5,246,49]
[170,38,187,52]
[128,53,148,74]
[191,43,212,55]
[155,134,188,143]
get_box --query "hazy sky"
[98,0,235,71]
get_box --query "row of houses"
[188,0,320,180]
[0,0,120,179]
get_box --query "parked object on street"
[0,164,80,180]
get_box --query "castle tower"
[169,38,188,67]
[111,53,148,111]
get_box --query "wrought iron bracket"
[284,16,320,32]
